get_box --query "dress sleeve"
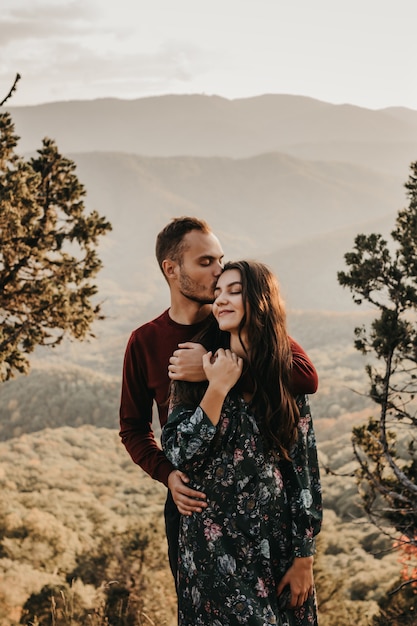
[282,394,322,557]
[161,404,217,472]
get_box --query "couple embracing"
[119,217,322,626]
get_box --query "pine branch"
[389,577,417,595]
[0,73,21,107]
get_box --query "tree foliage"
[338,161,417,587]
[0,105,112,381]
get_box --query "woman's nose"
[214,291,227,305]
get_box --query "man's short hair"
[155,216,211,272]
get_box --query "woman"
[162,260,322,626]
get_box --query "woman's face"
[213,269,245,334]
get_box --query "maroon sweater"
[119,309,318,487]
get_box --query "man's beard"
[179,272,215,305]
[179,289,214,305]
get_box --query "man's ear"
[162,258,178,281]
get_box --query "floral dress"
[162,393,322,626]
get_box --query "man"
[119,216,318,581]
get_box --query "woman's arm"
[276,394,323,607]
[199,349,243,425]
[289,394,322,554]
[162,349,243,470]
[162,404,217,471]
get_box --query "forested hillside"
[0,309,374,442]
[0,363,119,440]
[0,296,395,624]
[0,304,398,623]
[0,425,401,626]
[0,427,174,625]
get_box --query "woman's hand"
[276,556,314,609]
[203,348,243,394]
[199,349,243,425]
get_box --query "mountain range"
[8,94,417,168]
[7,94,417,313]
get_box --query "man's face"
[176,230,224,304]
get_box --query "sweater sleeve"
[282,394,323,557]
[289,337,319,395]
[119,331,174,487]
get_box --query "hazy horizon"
[2,0,416,110]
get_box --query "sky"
[1,0,416,110]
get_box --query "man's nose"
[213,262,223,277]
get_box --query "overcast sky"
[1,0,416,110]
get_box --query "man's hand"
[168,470,208,516]
[168,342,207,382]
[276,556,314,609]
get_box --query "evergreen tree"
[0,105,111,381]
[338,162,417,586]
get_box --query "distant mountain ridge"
[7,94,417,175]
[68,149,406,311]
[5,93,417,312]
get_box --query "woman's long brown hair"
[171,260,299,458]
[225,261,299,458]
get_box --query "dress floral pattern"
[162,393,322,626]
